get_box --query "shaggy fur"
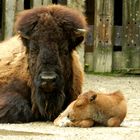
[0,5,87,122]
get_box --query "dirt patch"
[0,74,140,140]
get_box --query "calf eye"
[90,94,97,102]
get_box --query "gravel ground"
[0,74,140,140]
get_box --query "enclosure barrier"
[0,0,140,73]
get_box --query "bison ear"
[69,29,87,50]
[89,94,97,102]
[15,10,39,39]
[74,29,87,46]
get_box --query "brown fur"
[0,5,87,122]
[54,90,127,127]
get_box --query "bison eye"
[29,41,39,53]
[59,46,69,56]
[64,49,69,55]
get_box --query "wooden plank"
[42,0,52,5]
[67,0,85,13]
[16,0,24,12]
[3,0,16,39]
[93,0,114,72]
[85,52,94,72]
[120,68,140,74]
[32,0,42,7]
[122,0,140,70]
[85,25,94,52]
[112,52,125,70]
[67,0,86,68]
[0,0,3,40]
[113,26,122,47]
[57,0,67,5]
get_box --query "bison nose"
[40,72,57,83]
[39,72,57,91]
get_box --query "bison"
[0,5,87,123]
[54,90,127,127]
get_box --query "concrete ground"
[0,74,140,140]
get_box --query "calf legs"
[107,117,121,127]
[66,119,94,128]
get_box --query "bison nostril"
[39,72,57,92]
[40,72,57,82]
[41,75,56,80]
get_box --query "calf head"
[68,91,97,121]
[15,5,87,120]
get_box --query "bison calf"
[54,90,127,127]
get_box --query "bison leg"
[0,92,33,123]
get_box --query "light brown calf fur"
[54,90,127,127]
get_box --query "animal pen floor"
[0,74,140,140]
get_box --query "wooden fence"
[0,0,140,73]
[0,0,85,67]
[0,0,65,40]
[85,0,140,73]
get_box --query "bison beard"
[33,81,65,120]
[0,5,87,122]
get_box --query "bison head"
[15,5,87,120]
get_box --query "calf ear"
[89,94,97,102]
[15,9,39,40]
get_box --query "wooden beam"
[32,0,42,7]
[3,0,16,39]
[67,0,85,13]
[42,0,52,5]
[67,0,86,68]
[122,0,140,70]
[57,0,67,5]
[93,0,114,72]
[16,0,24,12]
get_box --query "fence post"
[67,0,86,68]
[93,0,114,72]
[3,0,16,39]
[42,0,52,5]
[16,0,24,12]
[57,0,67,5]
[32,0,42,7]
[122,0,140,71]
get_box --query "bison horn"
[75,29,87,36]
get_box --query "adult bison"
[0,5,87,123]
